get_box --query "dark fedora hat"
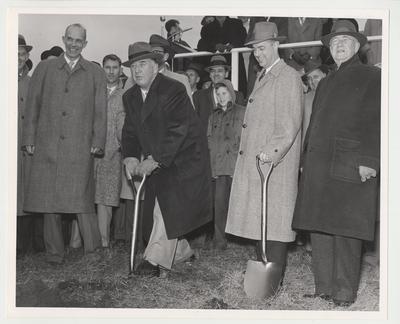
[18,34,32,52]
[205,55,231,72]
[321,19,367,48]
[40,45,64,60]
[122,42,164,67]
[185,62,203,76]
[149,34,174,58]
[245,22,286,46]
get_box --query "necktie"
[69,61,74,70]
[107,88,113,97]
[258,69,266,81]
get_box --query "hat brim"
[204,64,231,72]
[245,36,287,46]
[321,31,367,48]
[19,45,33,52]
[122,52,164,67]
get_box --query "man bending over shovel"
[121,42,212,277]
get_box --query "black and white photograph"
[2,0,399,322]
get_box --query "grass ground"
[15,240,379,311]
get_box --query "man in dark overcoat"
[292,20,381,306]
[121,42,212,277]
[22,24,107,264]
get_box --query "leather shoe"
[303,293,331,301]
[134,260,160,277]
[333,299,354,307]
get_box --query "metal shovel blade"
[244,260,283,299]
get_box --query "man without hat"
[225,22,303,283]
[17,35,45,255]
[22,24,107,264]
[121,42,212,276]
[292,20,381,306]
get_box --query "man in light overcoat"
[225,22,303,280]
[22,24,107,264]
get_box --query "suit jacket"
[22,55,107,213]
[121,73,212,239]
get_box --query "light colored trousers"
[144,199,193,270]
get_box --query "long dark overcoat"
[121,73,212,240]
[292,55,381,241]
[22,55,107,214]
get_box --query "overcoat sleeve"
[91,67,107,150]
[261,71,303,164]
[357,69,381,171]
[152,85,190,167]
[22,61,47,146]
[121,91,142,160]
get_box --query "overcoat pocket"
[330,137,361,183]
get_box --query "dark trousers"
[17,214,44,254]
[212,176,232,246]
[44,213,101,261]
[310,232,363,302]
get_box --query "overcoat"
[292,55,381,241]
[225,59,303,242]
[94,83,125,207]
[121,73,212,239]
[22,55,107,213]
[17,65,32,216]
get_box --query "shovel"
[128,173,147,275]
[243,156,282,299]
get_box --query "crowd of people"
[16,15,381,307]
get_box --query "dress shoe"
[134,260,160,277]
[333,299,354,307]
[303,293,331,301]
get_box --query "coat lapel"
[140,73,161,124]
[250,60,283,97]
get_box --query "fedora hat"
[18,34,32,52]
[185,62,204,76]
[149,34,175,58]
[122,42,164,67]
[245,22,286,46]
[40,45,64,60]
[205,55,231,72]
[321,19,367,48]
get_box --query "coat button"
[248,98,253,103]
[62,111,67,116]
[65,88,69,93]
[20,97,24,102]
[242,123,247,128]
[60,135,65,140]
[239,150,243,155]
[274,149,278,152]
[21,115,24,119]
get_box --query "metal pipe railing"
[174,35,382,90]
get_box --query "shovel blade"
[244,260,282,299]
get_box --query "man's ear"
[82,40,88,49]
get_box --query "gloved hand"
[136,158,159,176]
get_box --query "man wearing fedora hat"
[193,55,245,133]
[121,42,212,276]
[226,22,303,281]
[17,34,45,255]
[22,24,106,264]
[293,20,381,306]
[185,62,203,95]
[40,46,64,61]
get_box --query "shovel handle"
[129,174,147,273]
[256,155,274,264]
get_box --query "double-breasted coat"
[94,83,125,207]
[22,55,107,214]
[121,73,212,240]
[17,65,32,216]
[292,55,381,241]
[225,59,303,242]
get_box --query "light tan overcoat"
[225,59,303,242]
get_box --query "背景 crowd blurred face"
[169,24,182,42]
[209,66,229,85]
[130,58,159,91]
[103,59,121,86]
[216,86,232,108]
[253,40,279,69]
[186,69,200,89]
[18,47,29,72]
[329,35,360,67]
[62,25,87,60]
[307,69,327,91]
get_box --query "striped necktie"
[258,69,266,81]
[68,61,74,70]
